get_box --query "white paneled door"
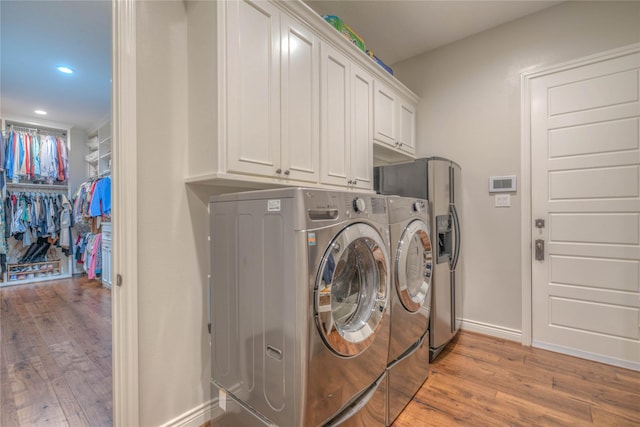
[530,48,640,369]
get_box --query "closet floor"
[0,277,111,427]
[392,330,640,426]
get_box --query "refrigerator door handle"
[450,270,456,333]
[450,204,461,270]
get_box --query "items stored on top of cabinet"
[322,14,394,75]
[323,15,366,52]
[186,0,418,191]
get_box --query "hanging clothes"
[3,129,69,184]
[59,195,72,254]
[73,176,111,219]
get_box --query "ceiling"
[304,0,562,65]
[1,0,111,132]
[0,0,561,132]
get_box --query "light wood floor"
[0,277,112,427]
[393,330,640,426]
[3,279,639,427]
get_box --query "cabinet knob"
[347,180,353,184]
[284,169,290,176]
[398,142,403,147]
[352,180,357,185]
[275,168,282,174]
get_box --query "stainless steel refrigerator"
[374,157,462,361]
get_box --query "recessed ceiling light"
[57,66,74,74]
[34,110,47,115]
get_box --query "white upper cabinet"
[226,0,319,182]
[374,80,416,157]
[225,0,281,177]
[350,63,374,190]
[320,43,351,187]
[186,0,418,189]
[374,80,397,146]
[320,43,373,190]
[280,14,319,183]
[398,97,416,155]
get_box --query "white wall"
[69,127,89,194]
[393,1,640,335]
[136,2,211,425]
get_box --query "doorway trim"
[112,0,139,425]
[520,42,640,348]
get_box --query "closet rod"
[6,124,67,137]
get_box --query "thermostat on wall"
[489,175,517,193]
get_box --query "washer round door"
[396,219,433,312]
[315,223,390,357]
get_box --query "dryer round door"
[396,219,433,312]
[315,223,390,357]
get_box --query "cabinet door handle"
[275,168,282,174]
[284,169,290,176]
[352,180,357,185]
[347,180,353,185]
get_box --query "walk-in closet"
[0,1,113,425]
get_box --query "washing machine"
[385,196,433,426]
[209,188,391,426]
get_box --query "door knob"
[284,169,290,176]
[535,239,544,261]
[275,168,282,174]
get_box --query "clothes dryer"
[209,188,391,427]
[385,196,433,426]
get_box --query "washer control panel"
[412,200,425,214]
[303,191,387,223]
[352,197,366,213]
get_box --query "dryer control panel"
[302,190,388,225]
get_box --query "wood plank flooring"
[4,277,639,427]
[0,277,112,427]
[392,331,640,426]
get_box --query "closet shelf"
[6,182,68,191]
[7,259,62,282]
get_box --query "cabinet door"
[226,0,281,177]
[373,80,397,147]
[280,15,319,183]
[102,243,112,288]
[398,99,416,156]
[350,64,373,190]
[320,42,351,187]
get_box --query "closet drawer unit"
[102,222,112,242]
[101,222,112,288]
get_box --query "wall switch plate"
[495,194,511,207]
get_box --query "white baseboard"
[160,399,222,427]
[460,318,522,343]
[532,340,640,372]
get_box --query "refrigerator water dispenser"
[436,214,452,264]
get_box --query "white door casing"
[523,44,640,370]
[113,0,139,424]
